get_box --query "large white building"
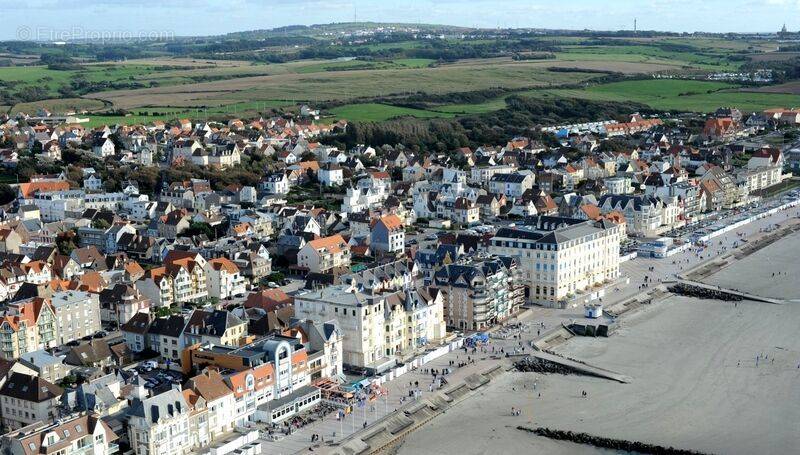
[51,290,102,345]
[294,283,445,371]
[490,216,622,307]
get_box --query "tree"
[0,184,14,205]
[92,218,111,229]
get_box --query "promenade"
[258,200,800,454]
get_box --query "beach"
[398,226,800,455]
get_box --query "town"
[2,9,800,455]
[0,95,798,455]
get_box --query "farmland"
[537,79,800,113]
[3,28,800,122]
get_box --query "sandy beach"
[703,228,800,300]
[399,227,800,455]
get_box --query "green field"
[3,32,799,123]
[83,99,295,126]
[330,103,455,121]
[534,79,800,113]
[557,44,741,71]
[295,58,434,74]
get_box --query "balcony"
[108,443,120,454]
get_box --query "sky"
[3,0,799,41]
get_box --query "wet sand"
[399,232,800,455]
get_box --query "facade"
[50,291,102,345]
[370,214,405,255]
[297,235,351,274]
[0,373,63,430]
[205,258,247,300]
[490,216,622,307]
[0,299,57,360]
[0,413,117,455]
[128,389,191,455]
[433,257,524,330]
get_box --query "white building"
[319,163,344,186]
[128,389,191,455]
[490,216,622,307]
[51,290,102,345]
[205,258,247,300]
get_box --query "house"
[319,163,344,186]
[50,290,102,345]
[488,173,535,199]
[260,172,290,195]
[297,235,351,274]
[0,229,23,254]
[244,289,293,312]
[99,284,150,326]
[183,309,247,347]
[17,350,71,383]
[370,214,405,255]
[120,312,151,353]
[64,340,113,368]
[0,412,117,455]
[83,173,103,192]
[157,210,191,240]
[702,117,739,142]
[147,315,188,364]
[0,373,63,430]
[91,138,115,158]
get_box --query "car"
[93,331,107,339]
[66,340,80,347]
[82,335,93,341]
[267,281,279,288]
[142,360,158,369]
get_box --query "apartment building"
[136,252,208,306]
[598,194,673,237]
[294,285,392,372]
[50,291,102,345]
[490,216,622,308]
[0,298,57,360]
[294,283,445,371]
[185,370,235,440]
[297,235,351,274]
[433,256,524,330]
[205,258,247,300]
[183,335,320,424]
